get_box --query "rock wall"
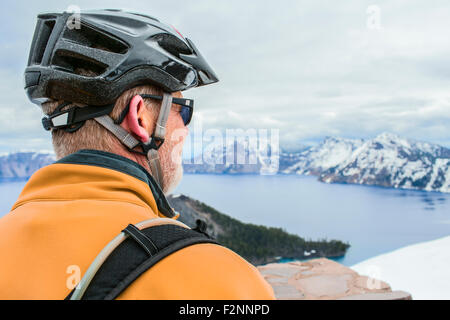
[257,258,412,300]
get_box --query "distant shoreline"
[182,172,450,195]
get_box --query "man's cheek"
[169,128,187,165]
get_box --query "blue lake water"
[1,174,449,266]
[173,174,450,266]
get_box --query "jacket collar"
[56,149,176,218]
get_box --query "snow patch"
[351,236,450,300]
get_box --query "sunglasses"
[116,94,194,127]
[141,94,194,126]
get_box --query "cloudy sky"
[0,0,449,153]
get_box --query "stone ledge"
[257,258,411,300]
[338,291,412,300]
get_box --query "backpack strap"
[66,220,218,300]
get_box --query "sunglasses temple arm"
[172,97,194,108]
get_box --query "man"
[0,9,275,299]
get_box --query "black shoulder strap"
[66,220,218,300]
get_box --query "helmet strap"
[94,92,173,192]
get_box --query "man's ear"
[126,95,150,143]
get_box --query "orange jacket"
[0,149,274,300]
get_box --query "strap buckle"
[139,135,165,154]
[42,116,53,131]
[41,108,74,131]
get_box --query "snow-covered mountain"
[351,235,450,300]
[183,139,285,175]
[283,132,450,193]
[183,132,450,193]
[0,151,55,178]
[320,133,450,193]
[282,136,365,175]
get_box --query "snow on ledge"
[351,236,450,300]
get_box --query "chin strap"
[94,92,173,191]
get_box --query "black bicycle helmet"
[24,9,219,106]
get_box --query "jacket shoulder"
[117,242,275,300]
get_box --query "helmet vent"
[52,50,108,77]
[29,19,56,65]
[62,23,129,54]
[152,33,192,57]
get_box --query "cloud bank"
[0,0,449,153]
